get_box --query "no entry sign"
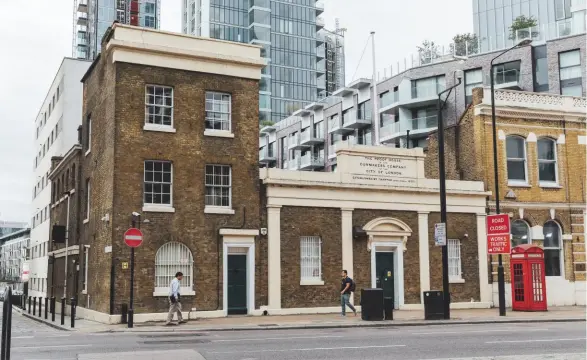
[486,214,511,254]
[124,228,143,248]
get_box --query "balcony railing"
[316,60,325,73]
[316,16,325,28]
[380,122,401,141]
[300,153,325,169]
[259,148,276,163]
[411,83,445,99]
[342,109,371,130]
[380,91,399,108]
[411,115,438,130]
[316,45,325,58]
[289,158,300,170]
[328,116,340,133]
[493,69,521,88]
[315,1,325,14]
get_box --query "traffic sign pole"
[124,220,143,329]
[486,214,510,317]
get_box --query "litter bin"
[121,303,128,324]
[360,288,384,321]
[423,290,444,320]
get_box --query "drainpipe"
[63,193,70,299]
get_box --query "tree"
[417,40,440,65]
[509,15,539,40]
[260,120,275,128]
[451,33,479,56]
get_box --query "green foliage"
[260,120,275,128]
[509,15,539,40]
[417,40,440,65]
[451,33,479,56]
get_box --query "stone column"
[267,205,282,310]
[418,212,430,304]
[477,213,491,303]
[341,208,354,304]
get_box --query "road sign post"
[486,214,511,317]
[124,227,143,329]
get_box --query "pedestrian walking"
[340,270,356,316]
[166,271,186,325]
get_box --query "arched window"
[506,135,527,183]
[154,242,193,294]
[537,138,557,184]
[71,164,76,187]
[511,220,530,248]
[543,221,562,277]
[65,169,70,191]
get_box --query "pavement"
[13,305,586,333]
[3,315,586,360]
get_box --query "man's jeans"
[341,293,356,315]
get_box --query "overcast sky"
[0,0,472,223]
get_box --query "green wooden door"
[227,255,247,315]
[375,252,394,305]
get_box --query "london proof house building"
[48,23,265,322]
[426,87,587,307]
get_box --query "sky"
[0,0,472,223]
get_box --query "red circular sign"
[124,228,143,248]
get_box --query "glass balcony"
[328,142,343,159]
[316,16,325,29]
[300,153,325,170]
[289,158,300,171]
[249,9,270,26]
[299,127,325,146]
[316,60,326,74]
[250,0,270,8]
[342,109,371,130]
[250,26,270,42]
[493,69,522,90]
[379,91,399,113]
[259,148,276,164]
[288,133,309,150]
[317,77,326,89]
[77,31,89,47]
[77,12,88,26]
[315,1,325,15]
[316,44,326,58]
[405,82,445,108]
[380,122,401,144]
[316,31,326,43]
[77,0,88,12]
[411,115,438,131]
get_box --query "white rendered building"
[30,58,91,298]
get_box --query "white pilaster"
[418,212,430,304]
[341,208,354,304]
[477,213,491,303]
[267,205,282,310]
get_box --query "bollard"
[60,298,65,326]
[38,297,42,318]
[28,297,31,314]
[22,295,26,311]
[70,297,76,328]
[1,287,13,360]
[51,297,56,322]
[33,297,36,316]
[45,297,49,320]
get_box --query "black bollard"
[51,297,56,322]
[70,297,76,328]
[60,298,65,326]
[22,294,26,311]
[38,297,42,317]
[33,297,36,316]
[45,297,48,320]
[28,296,31,314]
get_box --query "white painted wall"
[29,58,90,298]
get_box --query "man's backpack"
[349,278,356,293]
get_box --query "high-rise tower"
[73,0,161,60]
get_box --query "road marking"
[12,336,34,339]
[212,335,344,342]
[412,328,549,335]
[486,338,586,344]
[424,353,587,360]
[208,344,406,354]
[12,344,92,351]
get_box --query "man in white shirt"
[166,271,185,325]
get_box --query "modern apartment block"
[259,33,586,172]
[0,229,30,294]
[0,221,27,238]
[73,0,161,60]
[182,0,344,122]
[473,0,586,53]
[30,58,91,299]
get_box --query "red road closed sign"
[486,214,511,254]
[124,228,143,248]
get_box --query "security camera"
[455,69,464,81]
[132,212,140,217]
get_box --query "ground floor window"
[300,236,322,282]
[154,242,194,293]
[543,221,562,277]
[448,239,462,281]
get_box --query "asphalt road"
[3,313,586,360]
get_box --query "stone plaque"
[346,154,418,187]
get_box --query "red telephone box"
[510,244,547,311]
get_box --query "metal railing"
[329,116,340,132]
[411,115,438,130]
[380,91,399,108]
[411,83,445,99]
[380,122,401,139]
[300,153,324,168]
[342,109,357,126]
[288,134,300,149]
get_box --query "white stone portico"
[261,144,492,315]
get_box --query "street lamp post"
[489,38,532,317]
[437,73,463,320]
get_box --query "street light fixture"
[490,38,532,317]
[437,69,464,320]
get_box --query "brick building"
[48,23,265,322]
[426,87,587,306]
[259,144,491,314]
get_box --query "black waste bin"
[360,288,384,321]
[121,303,128,324]
[423,290,444,320]
[383,297,393,320]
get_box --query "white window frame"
[204,91,234,138]
[464,68,483,105]
[82,245,89,294]
[447,239,464,283]
[300,236,323,285]
[543,221,563,277]
[144,85,175,132]
[143,160,175,213]
[85,117,92,156]
[83,179,90,223]
[153,242,195,296]
[204,164,233,214]
[505,135,529,186]
[537,137,559,187]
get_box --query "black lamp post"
[489,38,533,317]
[437,73,463,320]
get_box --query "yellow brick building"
[426,87,586,306]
